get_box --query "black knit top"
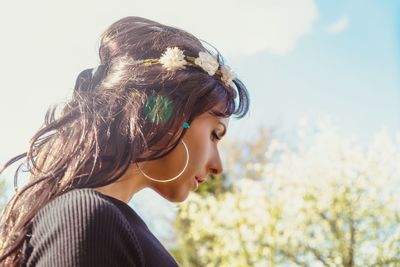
[20,188,180,267]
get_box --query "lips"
[195,176,206,183]
[193,176,206,190]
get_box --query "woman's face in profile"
[142,109,229,202]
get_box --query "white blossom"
[159,47,187,71]
[220,65,237,87]
[194,51,219,75]
[174,122,400,266]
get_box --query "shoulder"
[28,188,145,266]
[39,188,117,211]
[31,188,133,241]
[33,188,124,228]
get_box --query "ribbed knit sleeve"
[25,189,145,267]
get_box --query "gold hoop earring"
[135,132,189,183]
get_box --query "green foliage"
[171,125,400,267]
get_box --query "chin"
[168,192,190,203]
[152,187,190,203]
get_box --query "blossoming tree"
[172,122,400,267]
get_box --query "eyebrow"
[218,121,227,137]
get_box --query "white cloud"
[326,16,349,34]
[137,0,319,57]
[0,0,319,62]
[0,0,319,162]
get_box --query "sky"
[0,0,399,243]
[230,0,400,143]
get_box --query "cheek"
[188,134,210,163]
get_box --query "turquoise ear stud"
[183,122,190,129]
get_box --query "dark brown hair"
[0,16,250,266]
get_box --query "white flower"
[159,47,187,71]
[220,65,237,87]
[194,52,219,76]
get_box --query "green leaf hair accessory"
[144,94,174,125]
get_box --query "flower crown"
[138,47,237,88]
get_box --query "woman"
[0,16,250,266]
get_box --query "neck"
[94,165,148,203]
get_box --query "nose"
[208,149,223,176]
